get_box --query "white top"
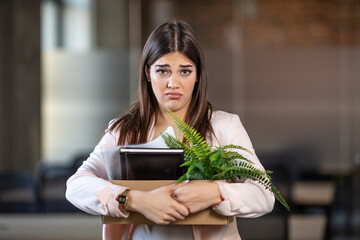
[65,110,275,240]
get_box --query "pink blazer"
[66,110,275,239]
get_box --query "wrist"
[210,182,223,206]
[118,189,131,213]
[124,189,143,212]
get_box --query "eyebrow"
[179,65,194,68]
[155,64,170,67]
[154,64,194,68]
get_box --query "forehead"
[152,52,195,66]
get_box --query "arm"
[65,129,129,217]
[125,183,189,224]
[172,180,222,214]
[66,124,189,222]
[172,112,274,218]
[212,113,275,218]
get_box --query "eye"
[181,69,192,76]
[156,69,168,75]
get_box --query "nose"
[167,75,179,89]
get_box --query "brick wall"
[143,0,359,49]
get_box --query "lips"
[165,92,182,100]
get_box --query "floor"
[0,214,102,240]
[1,212,359,240]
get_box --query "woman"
[66,20,274,240]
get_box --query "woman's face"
[148,51,197,115]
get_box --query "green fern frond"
[271,185,290,211]
[167,110,211,157]
[180,160,193,167]
[186,170,208,180]
[221,151,254,164]
[219,144,253,155]
[160,132,182,148]
[177,174,188,183]
[161,132,197,162]
[209,149,222,162]
[161,110,290,211]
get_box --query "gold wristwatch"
[118,189,131,212]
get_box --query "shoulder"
[211,110,236,119]
[103,118,120,144]
[211,110,240,126]
[105,118,119,131]
[209,110,254,149]
[210,110,245,145]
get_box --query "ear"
[145,65,150,81]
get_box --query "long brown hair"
[110,20,214,145]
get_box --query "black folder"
[119,148,185,180]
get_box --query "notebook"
[101,126,185,180]
[119,148,184,180]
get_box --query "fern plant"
[161,110,290,211]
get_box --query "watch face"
[118,195,127,205]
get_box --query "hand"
[126,184,189,224]
[172,181,222,214]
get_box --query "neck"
[157,108,187,127]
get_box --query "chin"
[166,105,184,113]
[167,107,180,112]
[162,101,190,113]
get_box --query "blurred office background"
[0,0,359,239]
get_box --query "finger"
[174,202,189,217]
[158,220,171,225]
[163,214,176,223]
[152,211,176,224]
[167,207,187,221]
[171,180,189,191]
[155,184,176,193]
[171,180,190,199]
[170,211,186,220]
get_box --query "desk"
[319,162,359,237]
[289,215,327,240]
[291,181,335,206]
[291,181,336,240]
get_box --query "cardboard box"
[102,180,234,225]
